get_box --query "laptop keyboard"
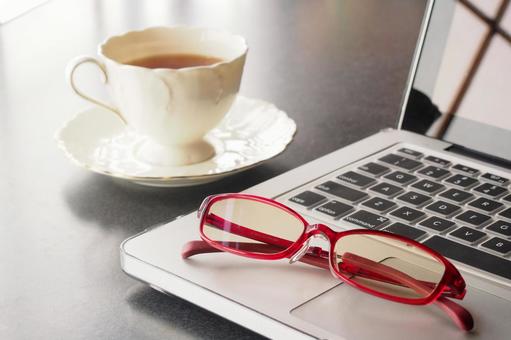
[284,145,511,281]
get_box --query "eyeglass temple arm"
[185,213,473,331]
[182,240,473,331]
[182,237,443,294]
[182,240,331,270]
[183,238,437,291]
[182,240,433,290]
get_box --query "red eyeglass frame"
[182,193,474,331]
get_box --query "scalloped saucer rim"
[56,95,296,187]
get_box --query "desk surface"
[0,0,425,338]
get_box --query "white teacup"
[66,26,247,166]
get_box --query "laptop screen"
[400,0,511,163]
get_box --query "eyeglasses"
[182,193,474,331]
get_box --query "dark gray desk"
[0,0,425,338]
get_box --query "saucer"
[56,96,297,187]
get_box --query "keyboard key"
[337,171,376,188]
[289,191,326,208]
[343,210,389,229]
[369,182,403,198]
[486,220,511,238]
[378,154,422,171]
[473,183,507,198]
[480,237,511,255]
[316,181,368,203]
[449,227,487,244]
[396,191,431,207]
[397,148,423,159]
[502,194,511,203]
[383,171,417,185]
[315,200,353,218]
[444,174,479,189]
[423,236,511,280]
[411,179,445,194]
[425,200,461,217]
[481,173,509,186]
[498,208,511,221]
[389,206,425,223]
[455,210,491,227]
[468,197,504,214]
[358,162,390,177]
[418,166,450,179]
[361,197,396,213]
[451,164,479,176]
[424,155,451,167]
[384,222,427,241]
[439,188,474,203]
[419,216,456,233]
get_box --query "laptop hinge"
[446,144,511,171]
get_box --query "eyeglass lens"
[203,197,305,254]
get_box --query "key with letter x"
[389,206,425,223]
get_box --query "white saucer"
[56,96,297,187]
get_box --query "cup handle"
[66,56,127,124]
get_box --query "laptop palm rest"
[122,210,511,339]
[290,281,510,339]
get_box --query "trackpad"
[290,282,510,339]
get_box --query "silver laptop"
[121,1,511,339]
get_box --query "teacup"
[66,26,247,166]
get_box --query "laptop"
[120,1,511,339]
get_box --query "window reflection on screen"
[429,0,511,136]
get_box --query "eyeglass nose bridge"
[289,225,330,264]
